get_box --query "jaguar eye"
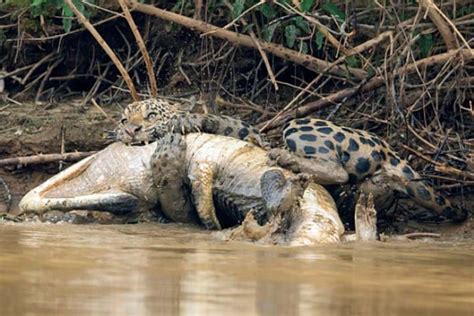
[121,118,128,125]
[147,112,157,120]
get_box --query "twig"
[127,0,367,79]
[0,151,96,167]
[419,0,458,50]
[59,125,66,171]
[119,0,158,97]
[259,48,474,131]
[64,0,139,101]
[403,232,441,239]
[91,98,117,124]
[400,144,474,181]
[223,0,278,91]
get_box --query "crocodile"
[20,133,353,245]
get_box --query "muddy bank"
[0,101,121,214]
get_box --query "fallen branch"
[64,0,140,101]
[419,0,458,50]
[126,0,367,79]
[0,151,96,167]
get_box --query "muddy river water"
[0,222,472,315]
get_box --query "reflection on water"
[0,223,472,315]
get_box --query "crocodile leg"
[260,169,302,216]
[188,161,222,230]
[151,134,197,223]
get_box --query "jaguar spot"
[436,196,446,206]
[347,139,360,152]
[238,128,249,139]
[295,118,311,125]
[416,185,432,201]
[324,140,335,150]
[317,127,333,134]
[355,158,371,174]
[313,120,328,127]
[286,139,297,152]
[390,157,400,166]
[300,134,317,142]
[304,146,316,155]
[371,150,382,161]
[340,151,351,164]
[299,126,313,132]
[318,147,330,154]
[223,126,234,136]
[333,132,346,143]
[371,137,381,145]
[284,127,298,138]
[402,166,414,180]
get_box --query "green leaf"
[345,56,360,68]
[284,25,297,48]
[298,41,308,54]
[243,23,254,33]
[232,0,246,19]
[262,23,278,42]
[260,3,276,18]
[314,31,324,50]
[322,2,345,22]
[293,16,310,33]
[418,34,433,58]
[300,0,315,12]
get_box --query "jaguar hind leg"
[267,148,348,185]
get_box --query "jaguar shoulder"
[115,98,266,147]
[281,118,467,222]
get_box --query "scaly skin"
[20,133,346,245]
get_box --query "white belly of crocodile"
[40,143,158,201]
[184,134,293,198]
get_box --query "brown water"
[0,223,472,316]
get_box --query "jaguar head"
[115,99,178,145]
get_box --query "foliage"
[7,0,95,32]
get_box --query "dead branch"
[126,0,367,79]
[64,0,139,101]
[0,151,96,167]
[419,0,458,50]
[119,0,158,97]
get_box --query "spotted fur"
[283,118,467,222]
[115,98,266,147]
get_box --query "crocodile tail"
[0,177,11,212]
[386,157,468,222]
